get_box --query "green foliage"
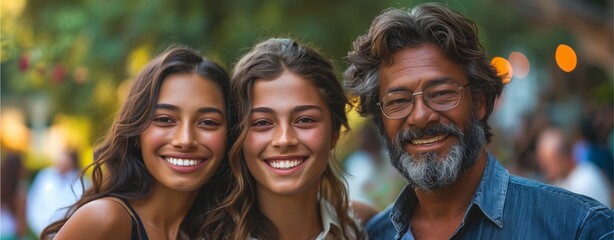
[2,0,612,144]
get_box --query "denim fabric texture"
[366,153,614,240]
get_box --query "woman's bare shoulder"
[54,197,133,240]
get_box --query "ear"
[476,95,487,121]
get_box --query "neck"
[257,187,322,240]
[131,183,199,239]
[413,150,487,220]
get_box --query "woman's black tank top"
[116,197,149,240]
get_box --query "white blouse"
[249,200,352,240]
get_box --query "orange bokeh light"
[508,51,530,79]
[555,44,577,72]
[491,56,513,84]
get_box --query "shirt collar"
[248,200,343,240]
[470,153,508,228]
[388,152,509,236]
[316,199,342,239]
[389,185,417,234]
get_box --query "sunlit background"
[1,0,612,239]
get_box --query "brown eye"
[199,119,221,126]
[252,119,272,127]
[296,117,316,124]
[153,117,174,123]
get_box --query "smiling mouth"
[165,157,203,167]
[410,134,448,145]
[266,158,305,170]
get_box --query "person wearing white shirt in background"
[345,122,405,209]
[536,127,612,207]
[26,149,87,235]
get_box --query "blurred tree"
[1,0,611,164]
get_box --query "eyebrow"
[385,77,457,93]
[422,77,456,89]
[250,105,323,114]
[156,103,224,115]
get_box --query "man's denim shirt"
[366,153,614,239]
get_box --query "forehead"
[251,71,328,109]
[379,44,467,93]
[158,73,225,106]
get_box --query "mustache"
[393,123,463,146]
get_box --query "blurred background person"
[25,149,87,236]
[345,122,383,204]
[507,112,551,179]
[344,122,405,210]
[574,110,614,184]
[536,126,612,207]
[0,153,29,240]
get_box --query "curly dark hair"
[344,2,504,142]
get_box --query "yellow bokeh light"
[93,78,117,106]
[335,96,371,160]
[128,45,153,76]
[555,44,577,72]
[491,56,513,84]
[508,51,530,79]
[117,78,134,105]
[0,108,30,152]
[0,0,26,18]
[51,114,94,169]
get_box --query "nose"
[271,123,298,150]
[170,123,197,150]
[405,93,437,129]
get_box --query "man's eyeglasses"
[377,82,470,119]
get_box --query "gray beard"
[384,113,486,192]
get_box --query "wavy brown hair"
[40,46,233,240]
[201,38,364,239]
[344,3,504,142]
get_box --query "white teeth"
[411,135,447,145]
[269,159,303,169]
[165,157,201,166]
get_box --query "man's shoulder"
[486,154,607,211]
[365,205,397,238]
[502,174,613,237]
[507,173,607,209]
[366,205,393,229]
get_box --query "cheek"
[201,130,227,156]
[139,128,166,152]
[243,131,270,159]
[302,129,332,177]
[382,119,402,142]
[300,128,332,154]
[242,132,264,177]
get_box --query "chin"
[264,181,315,196]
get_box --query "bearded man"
[344,3,613,239]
